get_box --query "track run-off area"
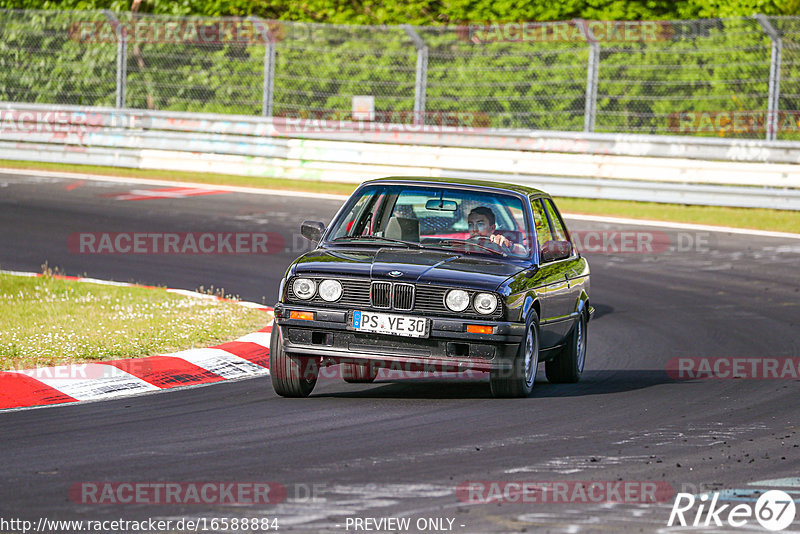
[1,170,799,533]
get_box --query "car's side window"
[531,199,553,253]
[504,204,525,230]
[331,190,377,238]
[542,199,568,242]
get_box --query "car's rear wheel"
[490,311,539,398]
[546,310,587,383]
[270,327,319,397]
[342,361,379,383]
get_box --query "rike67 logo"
[668,490,796,531]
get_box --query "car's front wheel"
[490,311,539,398]
[342,361,379,383]
[270,327,319,397]
[545,310,587,383]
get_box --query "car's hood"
[292,247,524,291]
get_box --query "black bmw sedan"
[271,176,592,398]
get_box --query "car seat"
[385,216,420,242]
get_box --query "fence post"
[250,16,275,117]
[403,25,428,126]
[576,19,600,133]
[756,14,782,142]
[104,10,127,109]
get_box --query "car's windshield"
[327,184,531,257]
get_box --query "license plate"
[351,311,428,338]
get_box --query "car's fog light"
[293,278,316,300]
[318,279,343,302]
[445,289,470,312]
[474,293,498,315]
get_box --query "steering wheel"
[467,234,507,253]
[467,234,493,244]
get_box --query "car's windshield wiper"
[332,235,422,248]
[427,238,506,256]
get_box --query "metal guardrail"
[5,103,800,163]
[2,103,800,210]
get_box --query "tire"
[269,326,319,397]
[490,311,539,398]
[546,310,587,384]
[342,361,379,383]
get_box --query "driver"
[467,207,515,250]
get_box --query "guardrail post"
[263,40,276,117]
[403,25,428,126]
[576,20,600,133]
[756,14,782,142]
[105,10,127,109]
[584,43,599,132]
[250,16,275,117]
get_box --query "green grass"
[2,159,799,234]
[0,272,269,371]
[557,198,800,234]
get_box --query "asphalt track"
[1,171,799,533]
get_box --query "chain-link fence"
[1,9,799,140]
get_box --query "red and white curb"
[0,271,273,411]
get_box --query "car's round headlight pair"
[292,278,342,302]
[445,289,497,315]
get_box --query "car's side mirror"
[301,221,326,243]
[540,240,572,262]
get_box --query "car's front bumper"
[273,303,525,372]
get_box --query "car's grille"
[369,281,414,310]
[370,281,392,308]
[393,283,415,311]
[287,276,502,319]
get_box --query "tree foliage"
[1,0,799,22]
[1,2,799,139]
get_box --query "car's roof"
[361,176,549,197]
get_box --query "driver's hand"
[490,233,511,248]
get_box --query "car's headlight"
[292,278,316,300]
[474,293,498,315]
[445,289,470,312]
[318,279,342,302]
